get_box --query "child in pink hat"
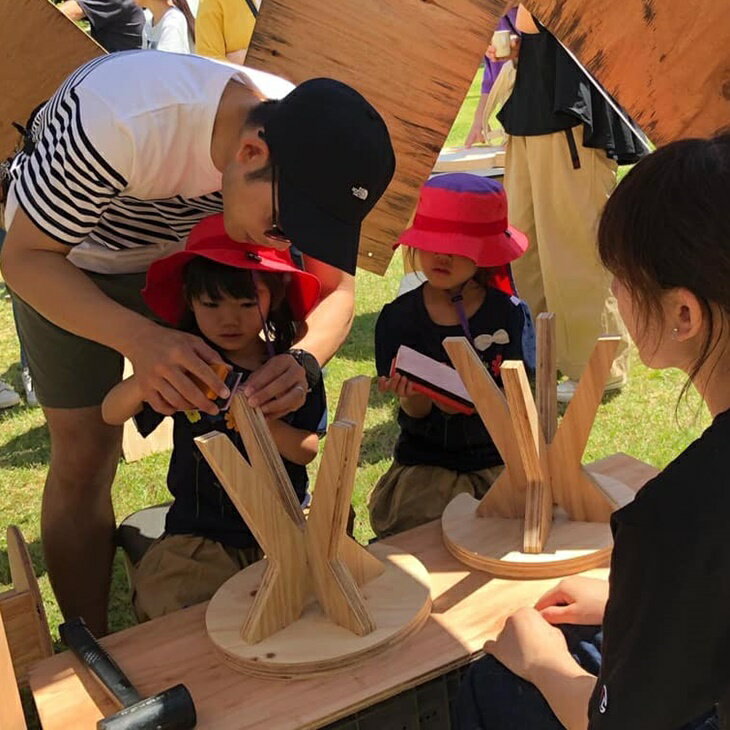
[369,173,532,538]
[102,215,326,621]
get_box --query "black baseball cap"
[263,78,396,274]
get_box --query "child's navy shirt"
[135,365,326,549]
[375,283,526,473]
[588,408,730,728]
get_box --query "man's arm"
[295,255,354,365]
[1,209,227,415]
[243,255,354,417]
[57,0,86,22]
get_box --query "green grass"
[0,69,706,726]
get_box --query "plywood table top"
[29,453,658,730]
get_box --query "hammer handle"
[60,617,142,708]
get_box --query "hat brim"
[397,225,528,267]
[277,172,360,275]
[143,245,321,326]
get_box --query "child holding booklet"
[369,173,532,538]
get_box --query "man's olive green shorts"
[12,271,157,409]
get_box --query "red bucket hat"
[143,214,321,325]
[396,173,527,266]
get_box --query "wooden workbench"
[29,454,657,730]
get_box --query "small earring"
[671,327,679,340]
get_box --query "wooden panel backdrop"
[246,0,510,274]
[525,0,730,144]
[0,0,103,161]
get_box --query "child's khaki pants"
[131,534,262,622]
[505,132,630,384]
[369,461,503,539]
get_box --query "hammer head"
[97,683,196,730]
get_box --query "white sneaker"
[0,380,21,409]
[21,368,38,407]
[557,379,625,404]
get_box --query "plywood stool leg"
[547,337,622,521]
[501,362,553,554]
[305,422,376,636]
[331,377,384,586]
[536,313,558,444]
[195,432,309,643]
[443,338,528,518]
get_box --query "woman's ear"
[665,287,705,342]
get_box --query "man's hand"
[534,576,609,627]
[125,325,228,416]
[484,607,574,684]
[243,354,308,419]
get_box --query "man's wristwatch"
[287,349,321,390]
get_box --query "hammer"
[59,617,197,730]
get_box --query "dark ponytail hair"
[598,134,730,396]
[172,0,195,44]
[181,257,296,354]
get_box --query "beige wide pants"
[504,132,629,383]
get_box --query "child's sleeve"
[288,378,327,437]
[374,303,399,377]
[133,402,166,439]
[508,295,536,372]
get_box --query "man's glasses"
[264,165,291,244]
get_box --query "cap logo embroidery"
[599,685,608,714]
[351,186,369,201]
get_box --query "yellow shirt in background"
[195,0,255,61]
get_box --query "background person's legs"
[42,407,122,636]
[524,132,629,384]
[504,135,546,317]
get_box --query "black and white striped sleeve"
[13,86,129,246]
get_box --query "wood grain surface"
[524,0,730,144]
[246,0,510,274]
[30,454,657,730]
[0,0,103,159]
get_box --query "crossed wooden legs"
[196,376,384,644]
[441,314,636,573]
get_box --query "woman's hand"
[535,576,609,626]
[483,607,573,684]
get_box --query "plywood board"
[246,0,511,275]
[524,0,730,144]
[30,453,658,730]
[120,361,173,462]
[0,0,103,160]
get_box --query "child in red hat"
[102,214,325,621]
[369,173,533,538]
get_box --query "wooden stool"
[196,377,432,678]
[441,314,636,578]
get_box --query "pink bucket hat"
[396,173,528,266]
